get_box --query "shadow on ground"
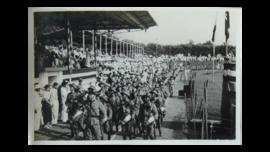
[161,121,184,130]
[35,128,71,140]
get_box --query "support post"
[212,43,215,81]
[66,17,72,82]
[120,41,122,56]
[115,40,118,56]
[70,30,73,48]
[105,35,107,55]
[100,33,102,55]
[111,37,113,56]
[82,30,85,52]
[93,30,97,66]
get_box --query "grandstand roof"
[34,11,157,37]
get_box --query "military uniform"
[167,78,174,97]
[111,92,122,132]
[66,90,80,139]
[139,100,158,139]
[99,93,113,140]
[120,92,133,140]
[85,96,106,140]
[153,94,165,136]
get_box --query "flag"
[225,11,230,42]
[211,24,216,42]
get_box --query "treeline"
[144,41,236,57]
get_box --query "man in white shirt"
[34,83,43,131]
[60,80,69,123]
[50,82,59,125]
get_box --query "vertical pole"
[66,17,72,82]
[82,30,85,52]
[226,41,228,57]
[212,43,215,81]
[201,102,205,139]
[105,35,107,55]
[123,41,124,56]
[116,40,118,56]
[205,81,209,139]
[135,43,137,56]
[92,30,94,59]
[131,43,133,58]
[93,30,97,66]
[70,30,73,48]
[92,30,96,66]
[126,42,128,57]
[100,33,102,55]
[120,41,122,56]
[111,37,113,56]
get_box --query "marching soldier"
[99,91,113,140]
[139,93,158,139]
[111,86,123,133]
[120,91,133,140]
[84,86,107,140]
[151,90,165,136]
[167,76,174,97]
[66,84,80,139]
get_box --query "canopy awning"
[34,11,157,37]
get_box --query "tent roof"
[35,11,157,36]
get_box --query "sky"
[115,7,242,46]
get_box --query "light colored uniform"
[50,88,59,124]
[60,86,69,122]
[34,91,43,131]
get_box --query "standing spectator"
[78,78,85,92]
[50,82,59,125]
[34,83,43,131]
[60,80,69,123]
[42,84,53,129]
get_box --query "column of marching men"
[34,59,181,140]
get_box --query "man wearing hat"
[167,76,175,97]
[99,93,113,140]
[84,88,107,140]
[151,89,166,136]
[139,93,158,139]
[34,83,43,131]
[66,84,80,139]
[120,91,133,140]
[111,86,123,133]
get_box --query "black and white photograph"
[28,7,242,145]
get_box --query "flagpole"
[212,43,215,81]
[226,39,228,57]
[225,11,230,57]
[212,13,217,82]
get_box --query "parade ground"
[34,71,188,140]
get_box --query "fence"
[185,70,224,139]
